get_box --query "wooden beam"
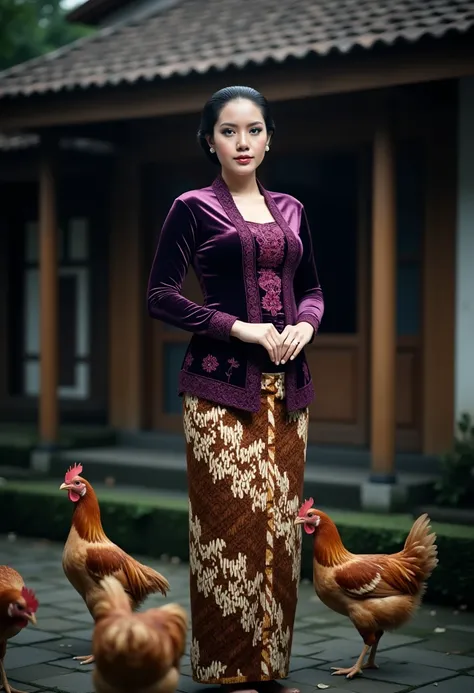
[370,119,397,479]
[38,141,59,445]
[1,38,474,130]
[108,152,144,429]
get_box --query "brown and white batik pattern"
[183,373,309,684]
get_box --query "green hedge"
[1,481,473,609]
[0,425,117,469]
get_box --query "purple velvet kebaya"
[147,175,324,412]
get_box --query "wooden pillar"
[109,152,144,429]
[39,142,59,446]
[370,121,397,481]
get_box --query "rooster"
[0,566,39,693]
[295,499,438,679]
[60,463,170,666]
[92,576,187,693]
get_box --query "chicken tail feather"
[95,575,132,619]
[402,513,439,581]
[124,558,170,605]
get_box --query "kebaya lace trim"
[247,221,284,318]
[247,221,285,268]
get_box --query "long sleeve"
[147,198,238,341]
[294,206,324,334]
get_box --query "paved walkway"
[1,535,474,693]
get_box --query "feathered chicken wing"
[334,554,421,599]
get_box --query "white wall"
[455,77,474,421]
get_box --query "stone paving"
[1,535,474,693]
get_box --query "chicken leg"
[0,659,26,693]
[362,630,384,670]
[73,654,95,665]
[331,643,370,680]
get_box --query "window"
[21,218,91,399]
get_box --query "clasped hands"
[231,320,314,366]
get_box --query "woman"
[147,86,324,693]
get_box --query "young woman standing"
[147,86,324,693]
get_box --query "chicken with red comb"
[0,566,39,693]
[295,500,438,679]
[60,463,170,666]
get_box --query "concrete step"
[51,445,438,512]
[116,430,441,475]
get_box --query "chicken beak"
[59,482,69,491]
[294,517,305,526]
[27,613,37,626]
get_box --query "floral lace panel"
[258,269,282,316]
[248,222,285,320]
[249,222,285,268]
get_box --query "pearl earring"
[265,144,270,152]
[210,147,215,154]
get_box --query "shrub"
[435,412,474,508]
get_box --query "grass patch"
[0,480,472,609]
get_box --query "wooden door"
[264,148,369,446]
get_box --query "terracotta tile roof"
[1,0,473,98]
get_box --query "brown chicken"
[295,499,438,679]
[60,463,170,666]
[92,576,187,693]
[0,566,39,693]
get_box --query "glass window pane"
[25,222,38,262]
[24,360,90,398]
[59,274,77,385]
[397,263,421,336]
[24,269,39,355]
[59,363,90,399]
[69,218,89,261]
[164,343,188,414]
[24,360,39,396]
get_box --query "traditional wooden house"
[1,0,473,505]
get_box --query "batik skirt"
[183,373,309,684]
